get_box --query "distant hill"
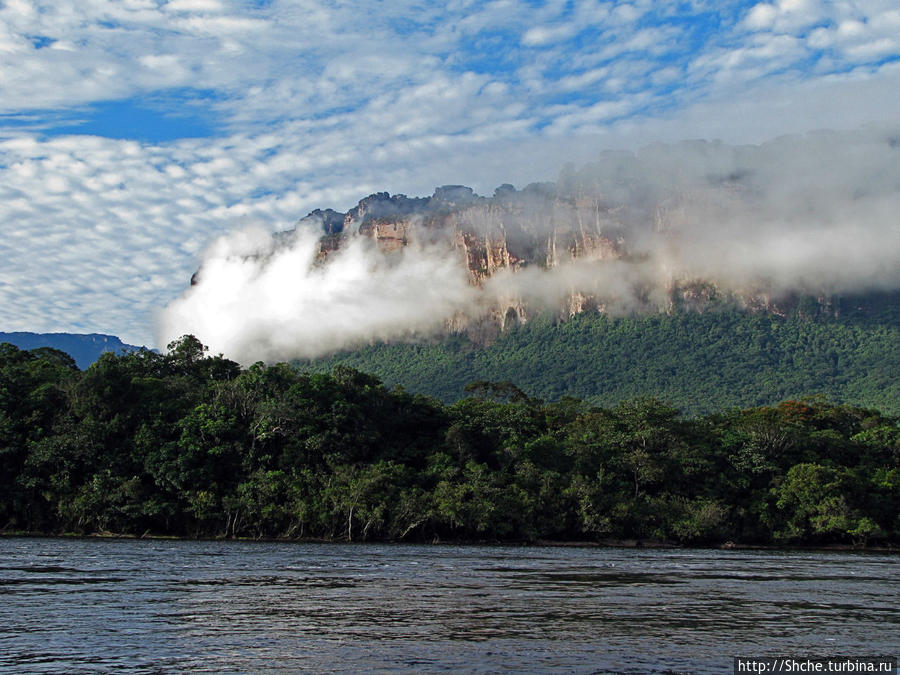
[0,332,147,370]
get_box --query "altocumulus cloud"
[0,0,898,346]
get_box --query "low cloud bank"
[158,227,477,363]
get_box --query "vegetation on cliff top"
[2,337,897,546]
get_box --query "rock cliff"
[291,183,635,336]
[280,178,841,340]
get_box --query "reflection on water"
[0,538,896,673]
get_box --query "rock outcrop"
[288,183,634,338]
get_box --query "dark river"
[0,538,896,673]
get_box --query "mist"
[158,226,478,363]
[158,126,900,364]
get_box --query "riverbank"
[3,530,898,552]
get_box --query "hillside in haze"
[0,332,145,370]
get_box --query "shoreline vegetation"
[2,336,898,548]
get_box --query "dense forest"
[2,337,897,547]
[300,296,900,416]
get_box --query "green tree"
[774,463,876,543]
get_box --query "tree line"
[1,337,897,546]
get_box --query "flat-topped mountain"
[279,175,854,341]
[172,130,900,366]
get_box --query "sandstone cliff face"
[305,186,623,279]
[292,184,631,338]
[288,182,826,339]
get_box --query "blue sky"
[1,0,899,347]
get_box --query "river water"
[0,538,896,674]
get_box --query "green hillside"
[298,295,900,416]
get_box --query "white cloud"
[158,230,478,363]
[743,0,823,32]
[165,0,225,12]
[522,24,578,47]
[745,3,778,30]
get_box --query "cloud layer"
[1,1,899,346]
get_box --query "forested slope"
[300,299,900,416]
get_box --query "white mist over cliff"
[159,126,900,364]
[158,226,478,363]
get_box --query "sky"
[1,0,899,348]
